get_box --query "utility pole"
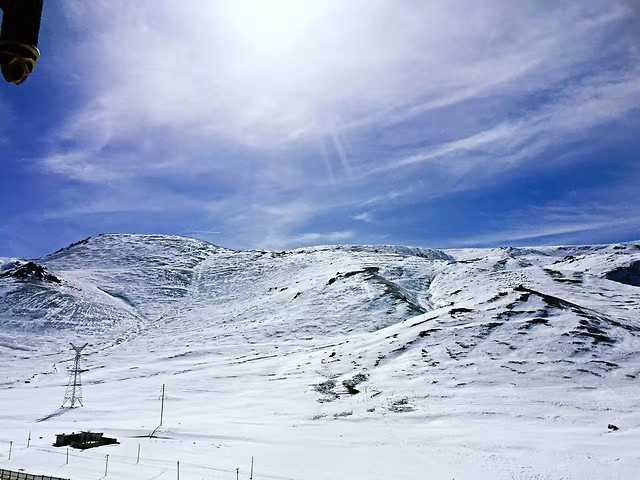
[160,384,166,426]
[104,454,109,476]
[62,343,88,408]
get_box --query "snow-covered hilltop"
[1,234,639,480]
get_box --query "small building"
[54,432,118,450]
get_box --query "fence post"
[8,441,12,460]
[136,443,140,464]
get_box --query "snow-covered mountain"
[1,234,639,480]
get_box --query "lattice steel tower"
[62,343,88,408]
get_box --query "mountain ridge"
[1,234,638,378]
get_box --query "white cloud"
[276,230,355,249]
[51,1,637,152]
[353,212,374,223]
[451,217,640,247]
[187,230,221,235]
[365,71,640,178]
[30,0,640,249]
[446,181,640,247]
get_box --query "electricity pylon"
[62,343,88,408]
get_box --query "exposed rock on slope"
[0,262,61,283]
[606,260,640,287]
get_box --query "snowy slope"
[0,234,639,480]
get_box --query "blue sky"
[1,0,640,257]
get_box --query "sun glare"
[218,0,327,59]
[192,0,375,142]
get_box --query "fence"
[0,469,69,480]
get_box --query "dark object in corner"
[54,432,119,450]
[607,424,619,431]
[0,0,43,84]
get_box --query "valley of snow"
[1,234,639,479]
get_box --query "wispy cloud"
[353,212,374,223]
[365,70,640,178]
[451,216,640,247]
[447,181,640,247]
[50,1,638,160]
[275,230,356,250]
[22,0,640,250]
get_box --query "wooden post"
[177,460,180,480]
[66,447,69,464]
[105,454,109,476]
[27,431,31,448]
[250,457,254,480]
[160,384,165,426]
[8,441,12,460]
[136,443,141,464]
[236,467,239,480]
